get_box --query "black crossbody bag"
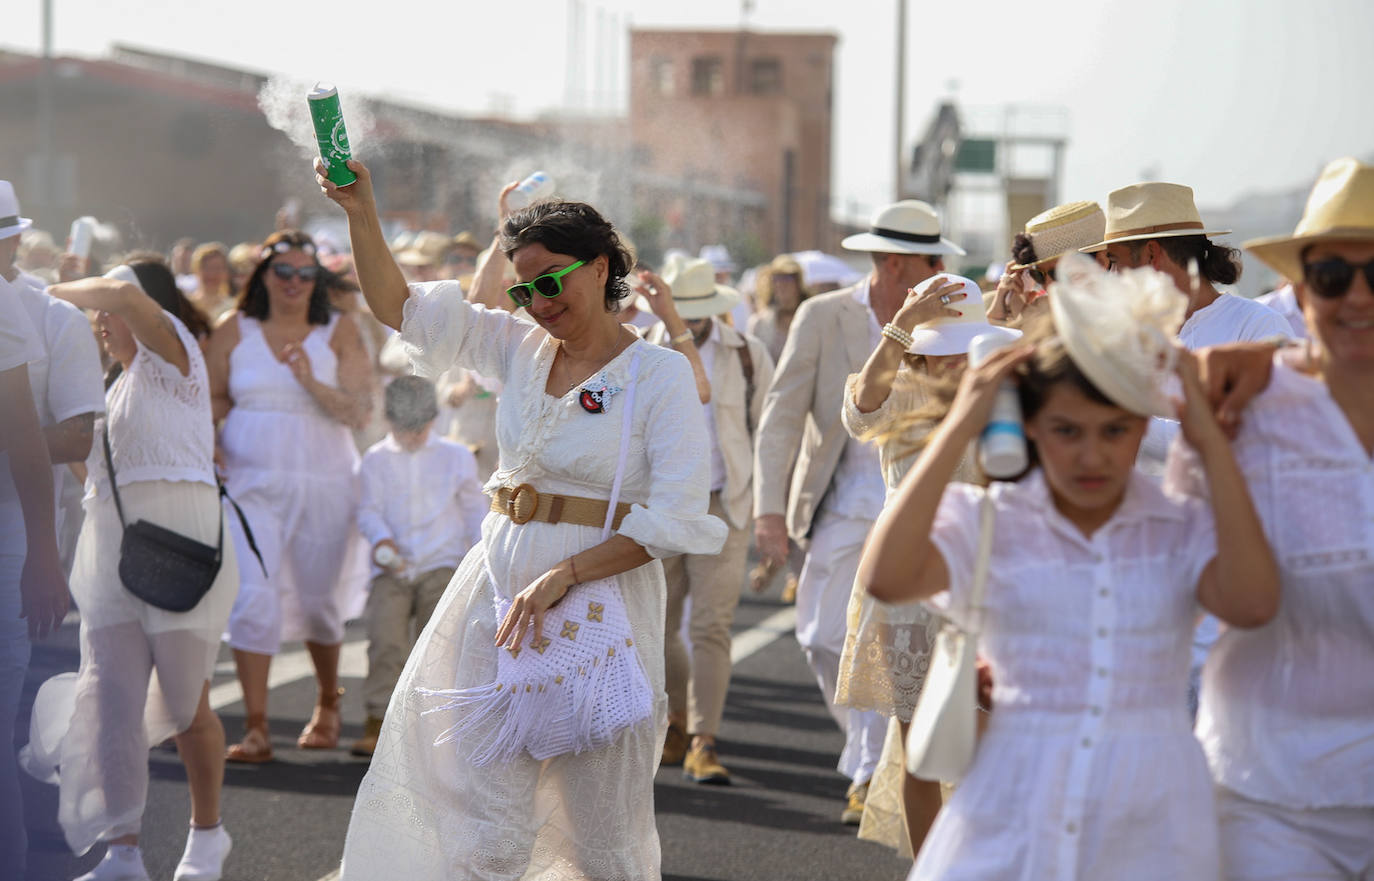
[101,430,265,612]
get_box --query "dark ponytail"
[1011,232,1037,268]
[1157,235,1241,286]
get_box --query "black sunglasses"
[1304,257,1374,299]
[270,262,319,282]
[1028,265,1058,286]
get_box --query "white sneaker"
[173,825,232,881]
[74,845,151,881]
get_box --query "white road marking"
[207,640,369,711]
[731,605,797,664]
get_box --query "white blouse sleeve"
[923,482,986,630]
[841,367,924,442]
[399,280,536,381]
[617,350,729,559]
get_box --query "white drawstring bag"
[905,491,995,783]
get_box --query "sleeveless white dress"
[339,282,726,881]
[222,313,368,654]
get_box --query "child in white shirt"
[352,375,487,756]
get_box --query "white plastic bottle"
[506,171,555,210]
[968,332,1029,479]
[373,544,401,570]
[69,216,96,260]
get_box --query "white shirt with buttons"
[910,470,1221,881]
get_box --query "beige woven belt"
[490,483,631,531]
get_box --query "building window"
[749,58,782,95]
[691,56,724,96]
[650,58,674,96]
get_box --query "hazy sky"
[8,0,1372,221]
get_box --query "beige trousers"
[663,493,752,737]
[363,566,454,718]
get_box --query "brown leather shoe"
[350,715,384,758]
[661,723,688,766]
[683,743,731,785]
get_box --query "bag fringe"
[417,646,653,766]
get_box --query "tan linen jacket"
[647,319,775,531]
[753,282,878,540]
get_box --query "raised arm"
[852,276,962,413]
[316,158,409,329]
[466,181,519,312]
[1175,353,1280,628]
[48,275,190,376]
[633,269,710,404]
[858,343,1032,603]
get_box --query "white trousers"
[1218,787,1374,881]
[806,645,886,785]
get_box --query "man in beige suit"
[753,201,964,824]
[646,255,775,786]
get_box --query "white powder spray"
[257,75,376,161]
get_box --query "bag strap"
[601,350,643,542]
[220,485,269,578]
[100,426,129,530]
[736,339,756,437]
[966,489,997,636]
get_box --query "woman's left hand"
[495,567,574,652]
[633,269,679,320]
[279,341,314,387]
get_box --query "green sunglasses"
[506,260,586,308]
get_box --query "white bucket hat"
[0,181,35,241]
[1049,254,1186,418]
[842,200,966,256]
[1080,182,1230,253]
[658,252,741,320]
[908,275,1022,356]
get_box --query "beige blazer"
[647,319,775,531]
[753,282,877,540]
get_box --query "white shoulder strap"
[601,349,643,541]
[967,489,997,635]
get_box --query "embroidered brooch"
[578,372,623,414]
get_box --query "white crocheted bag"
[419,352,654,765]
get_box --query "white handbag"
[905,491,995,783]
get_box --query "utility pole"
[894,0,907,201]
[38,0,55,224]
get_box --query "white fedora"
[1245,157,1374,284]
[0,181,34,241]
[1081,182,1229,253]
[908,274,1021,356]
[659,252,741,320]
[842,200,966,256]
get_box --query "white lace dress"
[836,366,976,855]
[221,313,369,653]
[26,314,241,855]
[339,282,726,881]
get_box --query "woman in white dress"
[35,259,237,881]
[836,275,1017,856]
[319,158,726,880]
[205,230,373,761]
[1166,157,1374,881]
[858,259,1280,881]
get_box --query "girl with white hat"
[858,256,1280,880]
[835,273,1019,856]
[1165,157,1374,881]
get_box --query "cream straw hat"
[1080,182,1230,253]
[658,252,741,320]
[1049,254,1186,418]
[1009,201,1106,270]
[1244,157,1374,284]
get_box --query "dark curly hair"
[1129,234,1241,286]
[499,201,636,312]
[236,229,332,325]
[1011,232,1038,268]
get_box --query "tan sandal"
[226,717,274,764]
[297,687,344,750]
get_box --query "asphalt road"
[18,590,912,881]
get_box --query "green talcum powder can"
[308,82,357,187]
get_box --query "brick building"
[628,28,838,262]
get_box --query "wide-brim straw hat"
[397,230,452,267]
[1009,201,1106,270]
[659,252,741,320]
[1245,157,1374,283]
[1049,254,1187,418]
[908,274,1022,356]
[1080,182,1230,253]
[0,180,34,241]
[842,200,966,256]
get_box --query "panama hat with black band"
[842,200,966,257]
[0,181,34,241]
